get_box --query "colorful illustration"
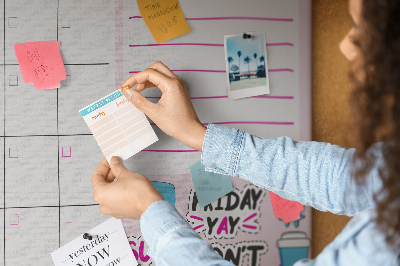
[151,182,176,206]
[212,241,268,266]
[128,236,154,266]
[279,214,306,228]
[187,184,266,239]
[276,231,310,266]
[269,191,304,223]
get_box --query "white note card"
[51,218,137,265]
[79,90,158,162]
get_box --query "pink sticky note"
[269,191,304,223]
[14,41,66,90]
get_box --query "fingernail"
[125,89,133,100]
[110,156,122,165]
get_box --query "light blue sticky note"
[189,160,233,208]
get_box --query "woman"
[91,0,400,264]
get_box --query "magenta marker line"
[129,42,294,48]
[252,95,294,99]
[203,121,294,126]
[143,149,199,152]
[150,121,293,126]
[266,42,294,47]
[186,16,293,22]
[269,68,294,72]
[10,214,19,225]
[130,43,223,48]
[243,213,258,223]
[242,224,257,230]
[174,69,226,73]
[9,148,18,159]
[190,215,204,221]
[129,69,293,74]
[8,17,17,28]
[129,16,293,22]
[146,95,294,100]
[193,224,205,230]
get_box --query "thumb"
[109,156,129,178]
[122,89,156,117]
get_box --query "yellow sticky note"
[137,0,191,43]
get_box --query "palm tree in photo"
[227,56,234,74]
[244,56,252,78]
[260,55,266,71]
[253,53,258,73]
[231,64,239,73]
[237,51,242,77]
[227,56,234,83]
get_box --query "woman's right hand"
[120,61,207,151]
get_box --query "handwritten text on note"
[14,41,67,90]
[137,0,191,43]
[189,160,233,208]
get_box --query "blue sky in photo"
[226,32,266,73]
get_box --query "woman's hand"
[91,157,164,220]
[120,61,206,151]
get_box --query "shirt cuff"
[140,200,191,259]
[201,124,245,176]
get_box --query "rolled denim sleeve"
[201,124,383,216]
[140,200,234,266]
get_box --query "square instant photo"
[224,31,270,100]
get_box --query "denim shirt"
[140,124,399,265]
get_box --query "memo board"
[0,0,311,265]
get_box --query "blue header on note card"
[80,91,123,116]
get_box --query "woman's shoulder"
[320,209,399,265]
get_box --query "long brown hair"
[350,0,400,250]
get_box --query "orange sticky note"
[137,0,191,43]
[269,191,304,223]
[14,41,67,90]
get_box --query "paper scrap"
[51,218,137,266]
[269,191,304,223]
[79,90,158,162]
[189,161,233,208]
[14,41,67,90]
[137,0,191,43]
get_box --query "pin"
[83,233,94,240]
[242,33,252,39]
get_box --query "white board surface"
[0,0,312,265]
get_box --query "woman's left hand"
[91,157,164,219]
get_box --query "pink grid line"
[62,147,71,157]
[129,68,294,74]
[10,214,19,225]
[145,95,294,100]
[8,17,17,28]
[128,16,294,22]
[129,42,294,48]
[9,75,18,86]
[9,148,18,159]
[61,17,70,28]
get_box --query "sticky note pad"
[137,0,191,43]
[14,41,66,90]
[51,218,137,265]
[269,191,304,223]
[79,90,158,162]
[189,161,233,208]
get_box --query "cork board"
[312,0,353,257]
